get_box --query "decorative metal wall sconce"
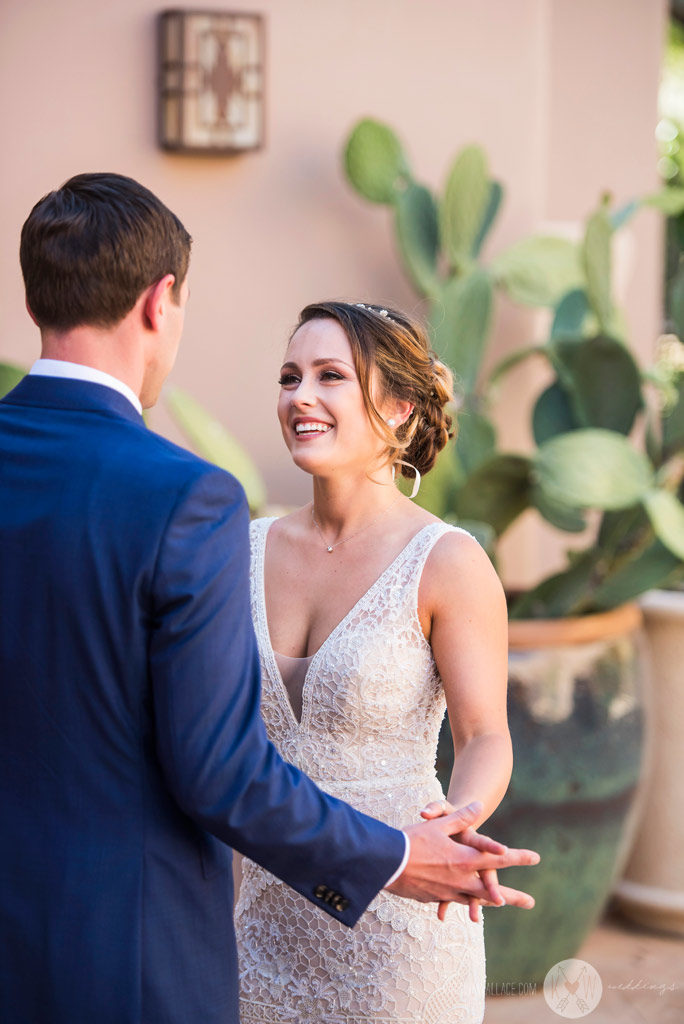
[158,10,264,153]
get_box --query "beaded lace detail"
[235,518,485,1024]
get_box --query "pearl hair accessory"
[354,302,394,321]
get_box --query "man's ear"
[143,274,176,331]
[25,298,40,327]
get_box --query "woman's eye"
[320,370,344,382]
[278,373,299,387]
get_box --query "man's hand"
[420,798,511,921]
[385,801,539,918]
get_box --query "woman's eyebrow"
[280,357,354,370]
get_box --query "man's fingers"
[479,868,504,906]
[469,847,540,871]
[436,800,483,834]
[459,826,507,855]
[420,800,448,820]
[438,884,536,921]
[497,884,535,909]
[435,898,481,923]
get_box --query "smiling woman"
[231,299,531,1023]
[279,301,454,495]
[277,317,393,488]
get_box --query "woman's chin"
[290,452,323,476]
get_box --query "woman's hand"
[420,798,536,922]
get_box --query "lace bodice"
[235,517,485,1024]
[249,518,450,819]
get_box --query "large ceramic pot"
[614,590,684,935]
[438,603,648,986]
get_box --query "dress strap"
[398,521,477,610]
[249,517,277,627]
[409,520,473,568]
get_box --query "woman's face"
[277,317,388,478]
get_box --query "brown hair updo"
[293,301,455,478]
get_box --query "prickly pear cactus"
[343,119,684,614]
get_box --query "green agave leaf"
[551,335,643,435]
[508,551,599,620]
[597,505,649,552]
[441,145,490,266]
[394,182,440,297]
[550,289,590,340]
[642,488,684,561]
[533,429,654,511]
[0,361,26,398]
[582,205,613,331]
[454,402,497,475]
[669,263,684,339]
[491,236,582,307]
[487,344,547,388]
[454,454,531,536]
[662,370,684,460]
[430,269,493,392]
[645,409,662,467]
[610,199,640,230]
[532,383,578,445]
[472,180,504,257]
[530,484,586,533]
[606,305,629,344]
[592,540,682,611]
[643,186,684,217]
[165,385,267,512]
[344,118,409,204]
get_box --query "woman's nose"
[292,376,316,407]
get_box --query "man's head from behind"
[20,172,192,333]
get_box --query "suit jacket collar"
[1,374,145,426]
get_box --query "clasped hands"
[386,799,540,922]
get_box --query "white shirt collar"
[29,359,143,414]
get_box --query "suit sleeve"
[148,466,405,926]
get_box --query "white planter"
[614,589,684,935]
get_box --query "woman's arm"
[421,529,512,826]
[419,529,514,920]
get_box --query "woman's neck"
[310,468,397,538]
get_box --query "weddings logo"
[543,959,603,1018]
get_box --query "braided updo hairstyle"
[293,301,455,479]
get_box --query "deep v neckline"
[256,519,435,728]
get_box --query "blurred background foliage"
[343,116,684,618]
[659,15,684,334]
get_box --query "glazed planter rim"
[508,602,642,649]
[639,588,684,620]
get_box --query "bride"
[235,301,522,1023]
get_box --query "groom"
[0,173,537,1024]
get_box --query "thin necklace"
[311,493,401,553]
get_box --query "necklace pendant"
[327,545,334,553]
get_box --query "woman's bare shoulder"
[421,526,506,612]
[262,505,311,544]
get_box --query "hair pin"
[355,302,392,320]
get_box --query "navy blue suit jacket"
[0,376,404,1024]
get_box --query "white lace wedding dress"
[235,518,486,1024]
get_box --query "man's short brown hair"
[20,172,192,331]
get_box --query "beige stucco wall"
[0,0,668,587]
